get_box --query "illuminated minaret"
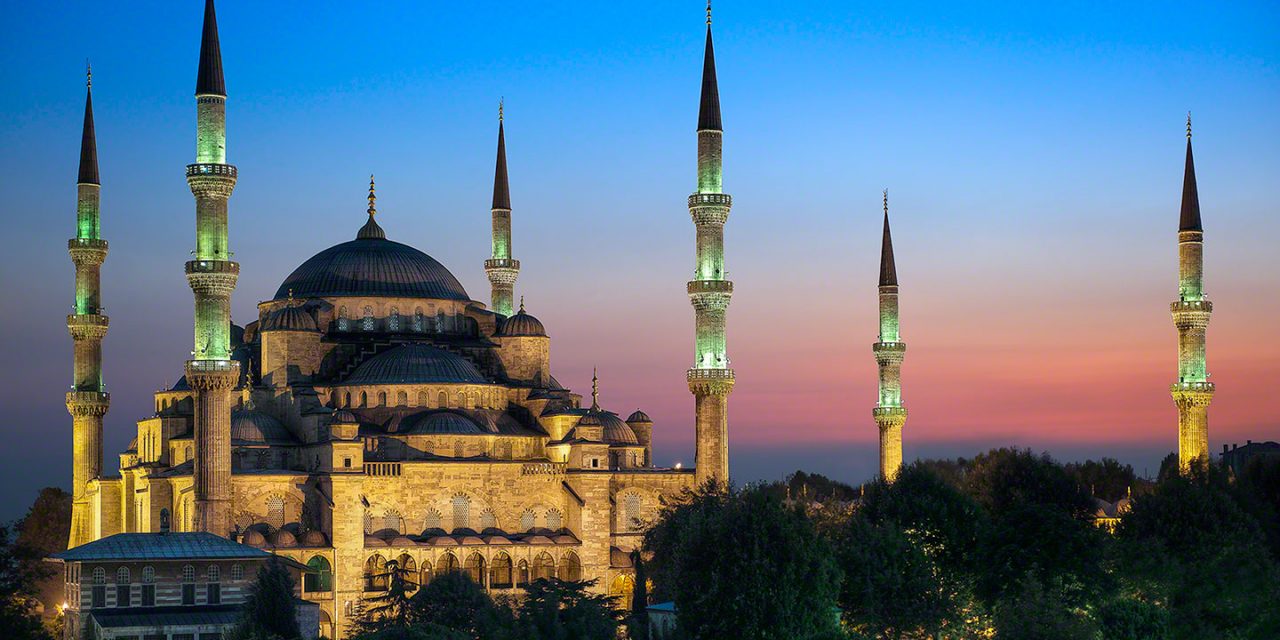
[485,100,520,317]
[1171,114,1213,473]
[185,0,239,536]
[872,190,906,482]
[67,64,110,547]
[688,2,733,487]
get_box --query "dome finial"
[86,59,92,88]
[499,97,504,122]
[357,174,387,239]
[1186,111,1192,139]
[287,288,294,302]
[883,188,888,216]
[591,367,600,410]
[367,174,377,217]
[519,295,525,313]
[706,0,712,25]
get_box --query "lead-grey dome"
[262,306,318,332]
[344,344,487,385]
[575,410,639,445]
[497,309,546,337]
[404,412,483,435]
[231,410,294,444]
[273,236,469,302]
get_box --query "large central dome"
[273,235,470,302]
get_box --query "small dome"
[270,530,297,548]
[299,530,329,547]
[344,344,487,385]
[403,412,483,435]
[241,529,267,547]
[496,308,546,337]
[262,306,318,332]
[389,536,416,548]
[231,410,294,444]
[579,411,639,445]
[332,409,359,424]
[626,410,652,424]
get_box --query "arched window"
[141,566,156,606]
[465,552,486,586]
[256,450,269,470]
[624,493,643,531]
[435,310,445,332]
[344,392,352,407]
[396,390,407,406]
[424,509,442,531]
[451,495,470,530]
[396,554,418,590]
[364,511,374,535]
[610,574,636,611]
[438,391,449,408]
[479,509,497,531]
[141,567,155,583]
[519,510,535,532]
[337,306,349,331]
[546,509,562,531]
[360,391,368,408]
[378,391,387,407]
[559,552,582,581]
[516,560,530,586]
[185,446,192,462]
[361,306,375,331]
[304,557,332,592]
[266,495,285,531]
[453,441,465,458]
[491,553,513,589]
[181,565,195,583]
[207,565,219,582]
[388,307,401,331]
[417,390,428,406]
[230,564,243,581]
[364,554,388,591]
[181,565,196,605]
[419,560,434,587]
[438,552,459,574]
[532,552,555,581]
[114,567,131,607]
[413,309,424,332]
[116,567,129,584]
[384,510,401,534]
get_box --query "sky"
[1,1,1278,522]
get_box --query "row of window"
[334,307,467,334]
[332,388,500,411]
[356,551,581,593]
[365,504,564,535]
[87,565,240,609]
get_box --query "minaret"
[485,100,520,316]
[688,2,733,487]
[872,190,907,482]
[185,0,239,536]
[1171,114,1213,473]
[67,64,110,547]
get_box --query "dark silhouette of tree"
[859,462,983,576]
[0,525,52,640]
[627,550,649,640]
[355,559,419,633]
[14,488,71,625]
[227,556,301,640]
[1064,458,1140,503]
[408,570,506,637]
[991,572,1099,640]
[348,624,469,640]
[515,578,619,640]
[644,484,841,640]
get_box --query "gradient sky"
[2,1,1278,521]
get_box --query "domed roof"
[241,529,267,547]
[496,302,546,337]
[273,236,469,302]
[332,409,359,424]
[626,410,652,424]
[231,410,294,444]
[269,530,298,548]
[262,305,318,332]
[344,344,487,385]
[299,530,329,547]
[403,412,483,435]
[576,410,639,445]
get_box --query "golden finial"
[706,0,712,25]
[287,288,294,303]
[591,367,600,409]
[499,97,504,123]
[1186,111,1192,139]
[883,188,889,216]
[86,60,92,88]
[367,174,377,217]
[519,295,525,313]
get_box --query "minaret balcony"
[66,390,110,414]
[1171,381,1215,393]
[68,238,109,264]
[687,280,733,296]
[873,406,907,418]
[687,368,735,381]
[67,314,110,340]
[185,359,240,374]
[186,163,237,178]
[873,341,906,352]
[1170,300,1212,313]
[688,193,732,207]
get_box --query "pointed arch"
[558,551,581,581]
[532,552,555,581]
[490,552,513,589]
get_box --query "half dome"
[274,237,469,302]
[231,410,295,444]
[344,344,487,385]
[403,412,484,435]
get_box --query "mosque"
[63,1,737,636]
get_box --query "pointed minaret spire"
[591,367,600,410]
[78,63,99,186]
[357,174,386,239]
[1179,112,1201,232]
[697,3,722,133]
[880,189,897,287]
[485,99,520,316]
[195,0,226,96]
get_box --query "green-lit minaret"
[186,0,239,536]
[688,3,733,487]
[872,191,906,482]
[485,100,520,316]
[67,65,110,547]
[1171,114,1213,473]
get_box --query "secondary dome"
[404,412,483,435]
[262,305,318,332]
[231,410,294,444]
[497,309,546,337]
[344,344,487,385]
[273,234,469,302]
[575,410,639,445]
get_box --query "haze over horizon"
[2,1,1277,521]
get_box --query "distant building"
[49,531,317,640]
[1221,440,1280,476]
[647,601,678,638]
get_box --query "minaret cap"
[195,0,226,96]
[357,174,386,239]
[697,6,722,132]
[493,101,511,210]
[78,62,100,185]
[1179,113,1202,232]
[879,189,898,287]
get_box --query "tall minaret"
[872,190,906,482]
[485,100,519,317]
[67,64,110,547]
[185,0,239,536]
[1171,114,1213,473]
[688,2,733,487]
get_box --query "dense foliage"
[228,556,302,640]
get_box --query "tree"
[409,570,505,637]
[355,559,418,633]
[228,556,301,640]
[14,488,71,625]
[628,551,649,640]
[991,572,1098,640]
[348,624,470,640]
[963,449,1093,518]
[833,516,958,639]
[858,462,982,575]
[0,525,52,640]
[515,578,619,640]
[644,484,842,640]
[1064,458,1139,503]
